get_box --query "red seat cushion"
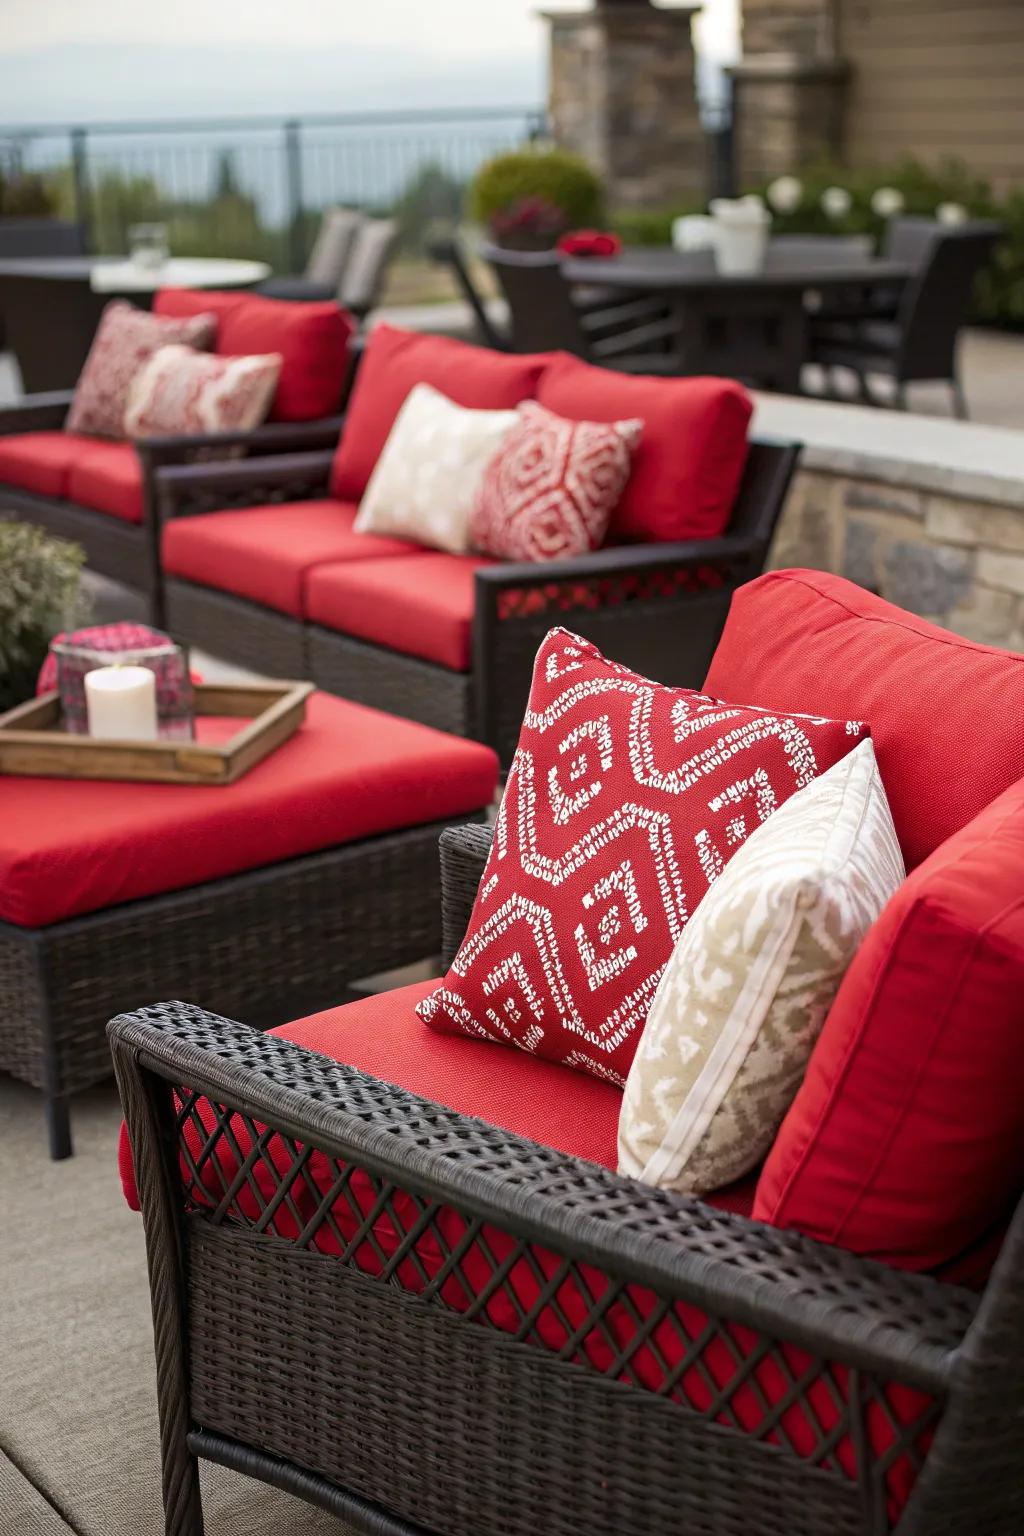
[154,288,353,423]
[66,439,144,523]
[0,431,90,500]
[116,980,929,1523]
[162,499,417,617]
[537,354,752,543]
[704,569,1024,871]
[306,551,493,671]
[755,774,1024,1273]
[0,692,498,927]
[329,325,549,502]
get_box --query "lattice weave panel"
[170,1081,940,1527]
[496,561,734,623]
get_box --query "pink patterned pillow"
[470,399,642,563]
[67,301,216,439]
[125,344,282,438]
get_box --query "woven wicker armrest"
[137,415,344,471]
[439,822,493,964]
[474,533,760,592]
[109,1001,975,1395]
[154,449,335,521]
[0,390,74,434]
[472,534,767,763]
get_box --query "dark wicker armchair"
[153,436,799,764]
[110,819,1023,1536]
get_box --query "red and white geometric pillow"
[419,629,867,1086]
[66,301,216,440]
[470,400,642,563]
[124,344,282,439]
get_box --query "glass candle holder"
[54,638,194,741]
[128,222,169,271]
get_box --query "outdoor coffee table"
[0,691,497,1158]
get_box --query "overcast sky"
[0,1,739,122]
[0,0,737,59]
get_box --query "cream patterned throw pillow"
[618,739,904,1196]
[354,382,518,554]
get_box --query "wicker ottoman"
[0,691,497,1158]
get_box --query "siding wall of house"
[839,0,1024,193]
[739,0,1024,194]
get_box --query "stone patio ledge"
[752,394,1024,650]
[753,393,1024,512]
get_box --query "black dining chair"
[479,243,684,374]
[809,219,1001,417]
[427,236,510,351]
[766,234,875,269]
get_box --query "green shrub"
[747,155,1020,329]
[1,172,57,218]
[469,148,604,236]
[0,523,87,711]
[610,204,702,247]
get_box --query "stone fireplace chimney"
[543,1,705,210]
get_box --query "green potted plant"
[0,522,87,712]
[470,147,604,250]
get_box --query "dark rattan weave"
[110,822,1023,1536]
[5,814,478,1159]
[309,626,474,738]
[164,579,309,677]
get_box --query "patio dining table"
[0,255,271,394]
[561,244,913,393]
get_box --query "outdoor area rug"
[0,1075,354,1536]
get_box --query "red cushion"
[704,569,1024,871]
[162,499,417,617]
[421,628,866,1084]
[153,287,248,328]
[330,325,548,501]
[0,691,498,927]
[154,288,353,423]
[0,431,91,500]
[115,980,928,1523]
[537,355,752,543]
[755,774,1024,1273]
[306,551,493,671]
[66,440,144,523]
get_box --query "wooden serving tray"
[0,681,314,785]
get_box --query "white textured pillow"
[618,739,904,1196]
[354,381,518,554]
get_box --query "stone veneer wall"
[769,469,1024,651]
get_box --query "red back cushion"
[154,288,353,422]
[330,325,548,501]
[418,627,866,1085]
[754,775,1024,1272]
[537,354,752,543]
[704,569,1024,871]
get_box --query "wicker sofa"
[112,571,1024,1536]
[0,289,354,613]
[153,324,798,764]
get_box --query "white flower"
[821,185,853,218]
[766,175,803,213]
[871,186,904,218]
[937,201,968,225]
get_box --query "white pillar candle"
[84,665,158,741]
